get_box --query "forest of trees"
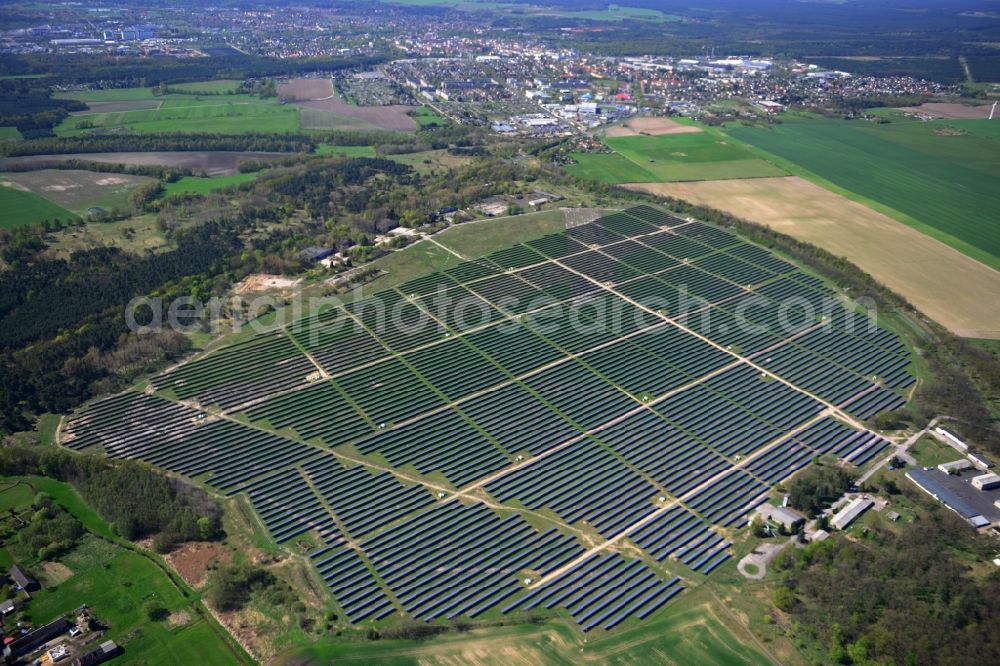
[773,504,1000,665]
[0,78,87,137]
[8,494,85,561]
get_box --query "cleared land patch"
[606,116,703,137]
[627,177,1000,338]
[726,117,1000,265]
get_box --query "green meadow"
[726,116,1000,265]
[170,79,243,94]
[0,184,77,227]
[567,129,785,183]
[282,596,771,665]
[55,95,300,136]
[411,105,448,127]
[162,172,260,197]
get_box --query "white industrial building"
[830,497,874,530]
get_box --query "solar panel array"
[63,205,911,629]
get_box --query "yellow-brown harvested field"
[627,176,1000,339]
[606,116,703,137]
[895,102,994,119]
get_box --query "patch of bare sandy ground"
[895,103,995,119]
[627,177,1000,339]
[278,77,416,131]
[606,116,703,137]
[234,274,301,295]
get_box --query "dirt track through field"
[627,176,1000,338]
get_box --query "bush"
[207,564,277,612]
[145,602,169,622]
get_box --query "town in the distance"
[0,1,998,665]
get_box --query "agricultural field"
[169,79,243,94]
[54,95,300,136]
[62,205,914,644]
[298,107,387,131]
[162,172,260,197]
[568,129,786,183]
[0,180,77,227]
[314,144,377,157]
[726,116,1000,268]
[628,177,1000,338]
[281,77,417,131]
[0,151,287,176]
[606,116,703,137]
[0,126,22,140]
[1,169,154,215]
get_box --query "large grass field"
[314,143,377,157]
[435,209,568,257]
[25,537,245,666]
[278,595,772,665]
[162,172,260,197]
[567,129,786,183]
[411,105,448,127]
[54,89,299,136]
[169,79,243,94]
[0,183,78,227]
[364,209,571,291]
[726,117,1000,266]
